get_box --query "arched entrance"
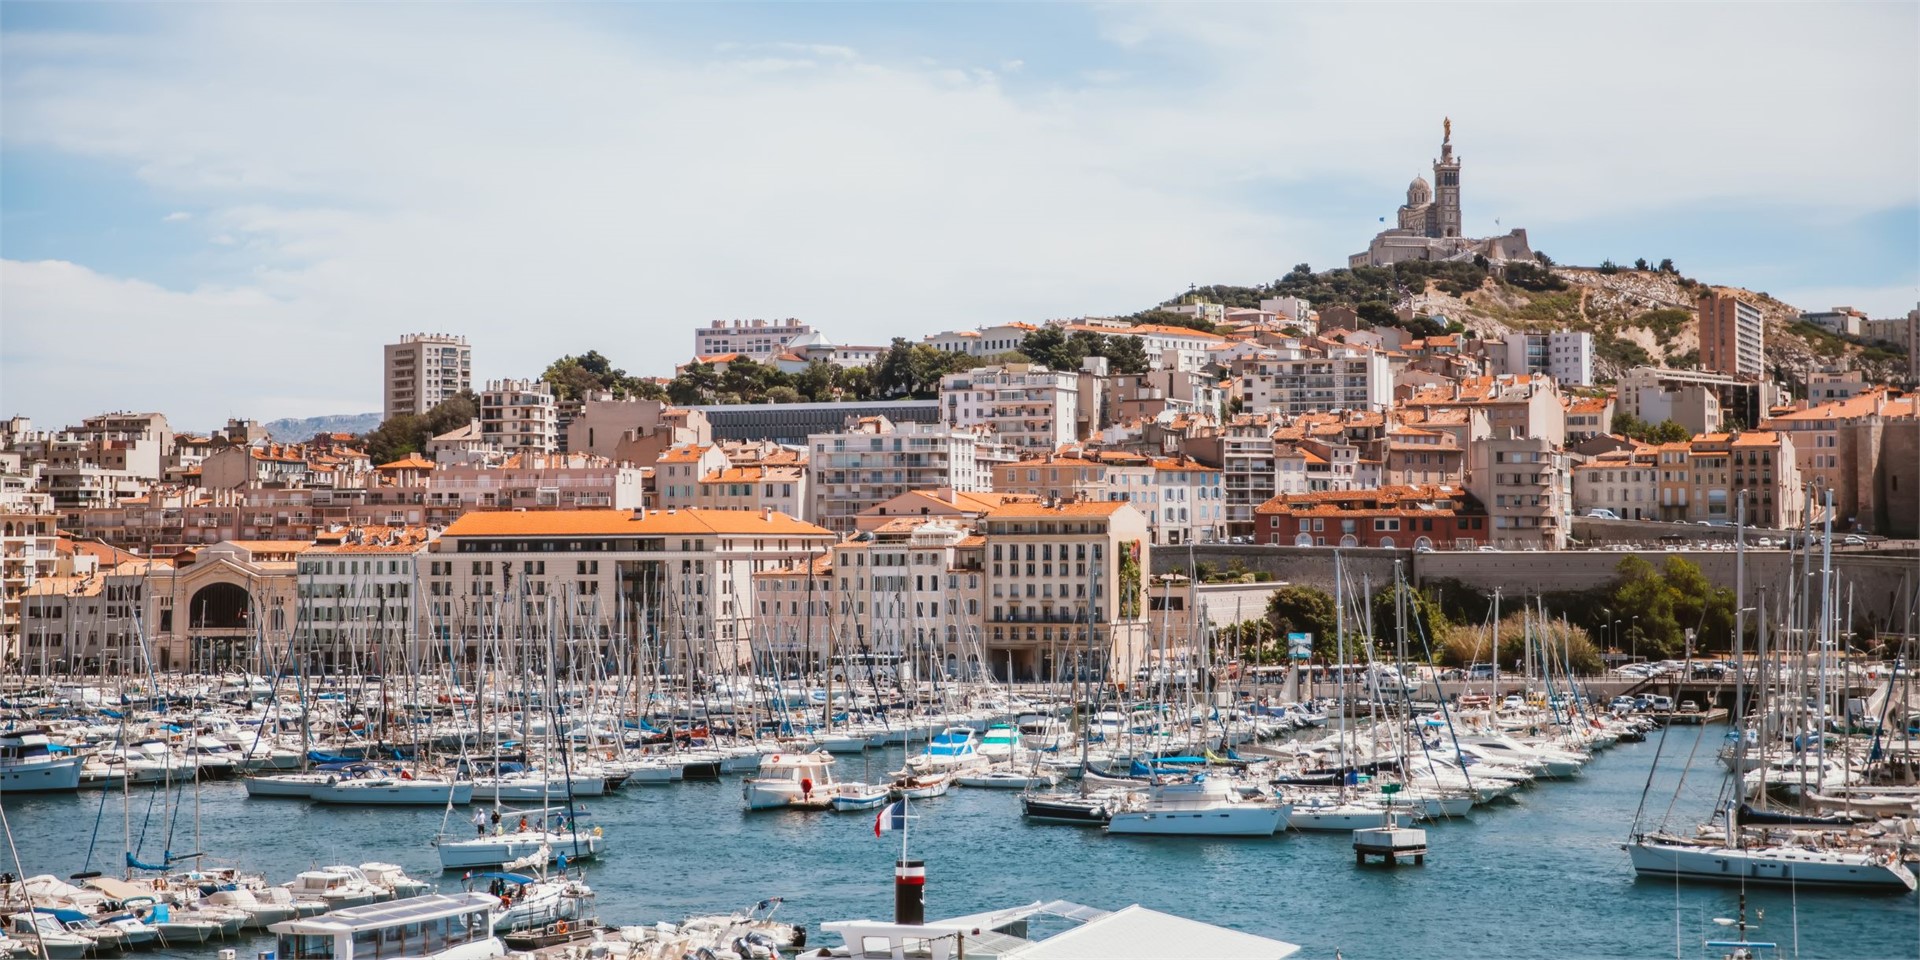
[189,582,251,629]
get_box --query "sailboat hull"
[1626,839,1917,891]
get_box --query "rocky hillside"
[1190,260,1906,386]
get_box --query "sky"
[3,2,1916,430]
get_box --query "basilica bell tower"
[1431,117,1462,239]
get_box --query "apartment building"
[1,495,59,660]
[1698,293,1766,378]
[1571,446,1659,520]
[1759,390,1917,530]
[430,452,646,514]
[18,556,159,674]
[829,518,985,679]
[1234,342,1391,418]
[294,526,433,671]
[940,364,1080,452]
[992,452,1224,545]
[1563,396,1616,441]
[383,333,472,421]
[979,500,1150,682]
[480,379,559,455]
[654,445,732,511]
[694,465,808,521]
[1403,375,1566,448]
[1800,307,1867,337]
[1466,428,1569,550]
[1497,331,1594,386]
[1215,414,1279,540]
[1370,425,1465,487]
[1108,369,1226,424]
[923,323,1040,357]
[693,318,815,361]
[1682,432,1804,529]
[807,416,1010,535]
[423,508,835,669]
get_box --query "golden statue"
[1443,116,1451,144]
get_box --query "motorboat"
[889,770,954,800]
[0,729,81,793]
[269,891,503,960]
[827,782,891,812]
[904,728,983,774]
[282,867,391,912]
[741,752,836,811]
[1106,775,1289,837]
[5,912,92,959]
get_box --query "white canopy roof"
[1000,904,1299,960]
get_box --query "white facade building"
[940,364,1081,452]
[479,379,558,455]
[807,416,1012,535]
[1504,331,1594,386]
[1234,343,1391,417]
[694,318,815,360]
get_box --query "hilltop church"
[1348,120,1534,269]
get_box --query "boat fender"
[556,921,568,935]
[591,826,603,838]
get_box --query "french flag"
[874,800,907,837]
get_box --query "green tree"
[1604,555,1736,657]
[1020,327,1078,371]
[765,385,803,404]
[1633,258,1649,271]
[360,390,477,464]
[1647,419,1692,444]
[1658,258,1677,273]
[1355,301,1398,328]
[1265,586,1339,660]
[1102,335,1150,374]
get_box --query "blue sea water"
[4,725,1917,959]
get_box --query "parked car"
[1585,508,1620,520]
[1843,534,1868,546]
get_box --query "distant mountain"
[263,412,382,442]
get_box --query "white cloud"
[162,210,191,222]
[0,4,1913,427]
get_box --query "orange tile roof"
[441,508,832,538]
[377,453,436,471]
[658,445,712,463]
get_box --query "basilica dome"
[1405,175,1432,207]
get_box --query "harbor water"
[5,724,1916,959]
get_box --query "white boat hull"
[1107,803,1287,837]
[438,833,605,870]
[1627,839,1916,891]
[0,756,82,793]
[311,780,473,805]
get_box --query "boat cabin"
[269,892,502,960]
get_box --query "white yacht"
[5,912,92,959]
[270,892,503,960]
[904,728,984,774]
[282,867,391,913]
[0,729,81,793]
[1106,776,1289,837]
[741,751,836,810]
[1626,834,1915,891]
